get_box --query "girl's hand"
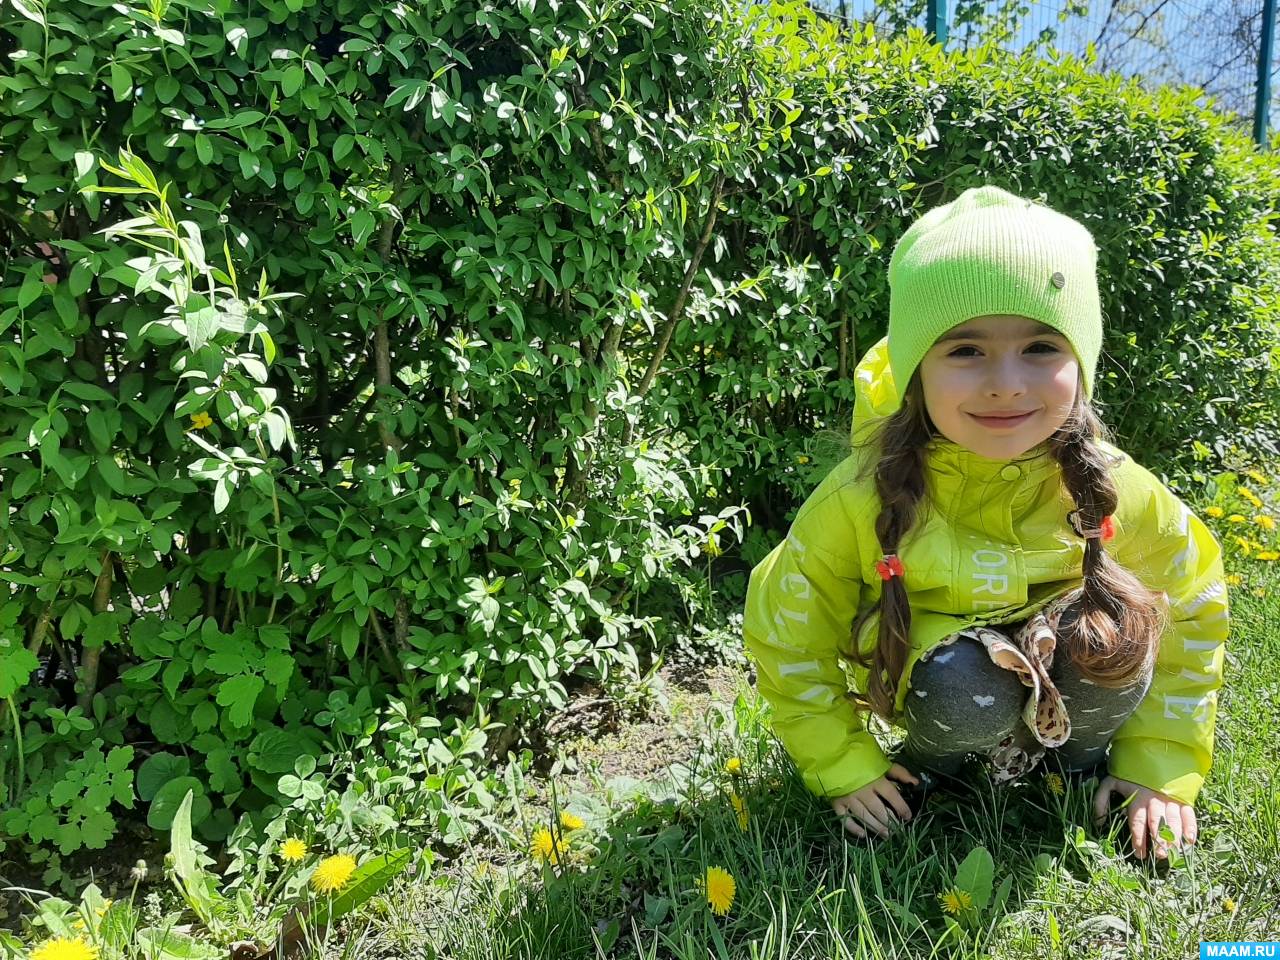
[1093,774,1198,861]
[831,763,919,839]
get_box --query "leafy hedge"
[1,0,1277,878]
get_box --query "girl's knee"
[904,637,1027,745]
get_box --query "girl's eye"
[947,346,981,357]
[1027,341,1060,353]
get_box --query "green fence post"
[926,0,948,48]
[1256,0,1276,147]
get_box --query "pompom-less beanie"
[887,184,1104,401]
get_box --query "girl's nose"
[985,355,1029,396]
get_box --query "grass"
[341,553,1279,960]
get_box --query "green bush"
[1,0,1276,879]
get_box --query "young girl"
[743,184,1229,863]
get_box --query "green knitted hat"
[887,184,1103,400]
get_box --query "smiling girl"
[743,184,1229,862]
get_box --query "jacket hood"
[850,335,901,446]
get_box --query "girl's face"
[918,314,1080,461]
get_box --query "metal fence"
[809,0,1279,149]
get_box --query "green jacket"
[742,336,1229,806]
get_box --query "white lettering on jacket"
[1176,581,1227,617]
[1168,503,1198,576]
[786,531,807,558]
[778,660,821,676]
[1163,691,1215,722]
[971,547,1011,610]
[1183,637,1225,651]
[1178,666,1218,685]
[780,572,812,599]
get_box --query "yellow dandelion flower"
[189,412,213,429]
[559,811,585,831]
[796,455,810,464]
[30,938,99,960]
[1226,574,1242,586]
[1256,551,1278,561]
[280,838,307,862]
[1254,514,1276,531]
[724,757,743,776]
[1238,487,1263,508]
[938,887,973,914]
[729,792,750,831]
[1244,469,1269,486]
[1205,506,1224,518]
[1228,514,1247,524]
[310,853,357,894]
[696,866,736,916]
[530,827,567,866]
[1222,897,1237,913]
[1234,536,1253,555]
[1253,588,1266,597]
[1044,772,1065,796]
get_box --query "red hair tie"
[875,554,905,580]
[1069,511,1116,542]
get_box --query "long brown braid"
[1044,391,1169,685]
[837,373,934,722]
[837,371,1168,723]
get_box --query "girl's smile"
[967,409,1040,429]
[918,314,1080,460]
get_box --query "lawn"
[341,544,1278,959]
[13,495,1277,960]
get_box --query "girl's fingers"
[875,782,914,823]
[839,812,868,838]
[886,763,921,786]
[850,798,892,838]
[1093,775,1116,825]
[1129,802,1149,859]
[1184,807,1198,846]
[1147,798,1167,859]
[1159,804,1183,859]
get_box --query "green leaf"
[238,151,260,180]
[281,64,305,97]
[11,0,44,25]
[109,63,132,102]
[248,728,307,774]
[215,673,264,727]
[80,809,116,849]
[148,778,209,830]
[954,846,994,910]
[310,849,413,928]
[138,751,190,801]
[135,929,221,960]
[0,647,39,698]
[387,80,429,112]
[165,789,225,925]
[213,476,231,514]
[195,134,212,164]
[350,210,375,247]
[83,611,120,649]
[156,75,180,103]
